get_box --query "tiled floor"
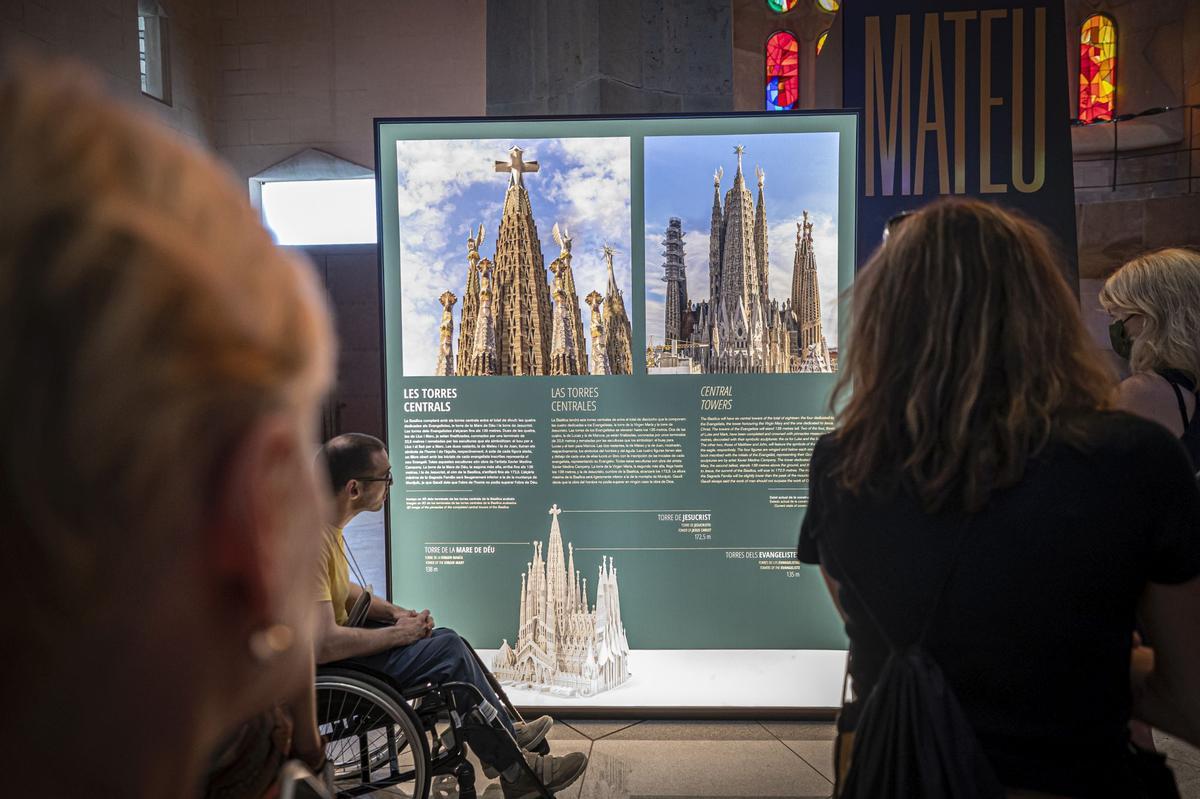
[417,720,1200,799]
[1158,730,1200,798]
[426,719,832,798]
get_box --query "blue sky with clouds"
[643,132,841,349]
[396,137,631,375]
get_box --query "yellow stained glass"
[816,30,829,56]
[816,0,839,11]
[1079,14,1115,123]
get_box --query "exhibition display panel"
[376,112,858,712]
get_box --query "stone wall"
[1069,0,1193,206]
[1067,0,1186,117]
[2,1,487,446]
[1070,0,1200,280]
[207,1,486,441]
[1,0,218,143]
[294,244,385,441]
[486,0,732,115]
[1,1,487,182]
[1190,1,1200,198]
[1077,193,1200,279]
[211,0,485,183]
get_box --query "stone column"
[487,0,733,115]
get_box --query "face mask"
[1109,318,1134,360]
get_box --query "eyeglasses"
[883,210,916,242]
[354,472,393,487]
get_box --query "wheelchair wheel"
[316,667,432,798]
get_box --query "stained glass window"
[816,30,829,56]
[816,0,839,12]
[766,31,799,111]
[766,0,798,11]
[1079,14,1115,123]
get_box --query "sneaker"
[500,751,588,798]
[514,716,553,751]
[483,716,557,779]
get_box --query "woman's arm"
[1116,373,1187,437]
[1133,576,1200,745]
[820,564,847,622]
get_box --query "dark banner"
[843,0,1077,281]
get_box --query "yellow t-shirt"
[316,523,351,626]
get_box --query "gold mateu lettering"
[864,7,1048,197]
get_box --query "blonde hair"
[0,63,334,619]
[1099,247,1200,384]
[831,199,1114,512]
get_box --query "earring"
[248,623,295,662]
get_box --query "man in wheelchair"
[314,434,589,798]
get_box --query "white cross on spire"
[549,504,561,517]
[495,145,540,187]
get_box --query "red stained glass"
[1079,14,1115,123]
[766,31,799,111]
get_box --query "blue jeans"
[343,627,520,770]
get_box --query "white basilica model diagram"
[492,505,632,697]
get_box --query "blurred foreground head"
[833,198,1113,513]
[0,61,334,794]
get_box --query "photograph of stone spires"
[492,504,632,698]
[643,133,841,375]
[395,137,634,377]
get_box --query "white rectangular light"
[261,178,377,245]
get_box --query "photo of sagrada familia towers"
[650,145,834,375]
[432,146,634,377]
[492,504,632,698]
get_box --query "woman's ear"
[205,414,300,624]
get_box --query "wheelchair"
[315,650,553,799]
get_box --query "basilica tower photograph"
[643,133,842,375]
[394,136,634,377]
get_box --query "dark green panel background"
[376,113,858,653]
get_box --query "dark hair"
[319,433,387,495]
[831,198,1114,512]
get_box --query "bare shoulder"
[1116,373,1186,436]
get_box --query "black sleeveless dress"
[1159,368,1200,472]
